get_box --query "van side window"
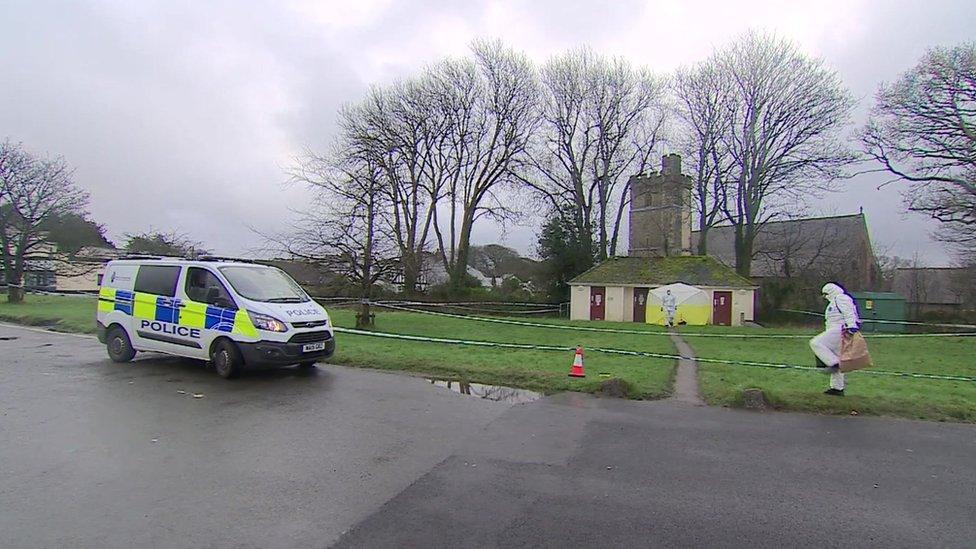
[185,267,235,308]
[134,265,182,297]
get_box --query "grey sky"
[2,0,973,265]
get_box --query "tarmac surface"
[2,323,975,548]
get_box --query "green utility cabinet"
[850,291,907,333]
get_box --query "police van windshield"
[218,265,310,303]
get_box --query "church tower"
[628,154,693,257]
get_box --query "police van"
[96,257,335,378]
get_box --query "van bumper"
[237,336,336,367]
[96,321,107,343]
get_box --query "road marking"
[0,322,97,340]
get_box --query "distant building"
[570,154,757,326]
[891,267,976,317]
[694,213,881,292]
[261,259,338,295]
[0,240,59,291]
[569,256,756,325]
[628,154,693,258]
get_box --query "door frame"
[712,290,732,326]
[633,287,648,323]
[589,286,606,321]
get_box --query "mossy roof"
[570,256,755,288]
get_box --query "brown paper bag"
[840,332,873,372]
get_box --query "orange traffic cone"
[569,345,586,377]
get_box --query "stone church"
[569,154,757,326]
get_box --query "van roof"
[107,257,271,269]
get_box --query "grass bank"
[327,308,675,398]
[0,294,98,334]
[682,326,976,422]
[0,295,675,399]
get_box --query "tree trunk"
[733,227,754,278]
[401,251,419,295]
[579,210,595,264]
[7,283,25,303]
[696,227,708,255]
[356,300,374,328]
[449,213,475,291]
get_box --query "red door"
[590,286,605,321]
[712,291,732,326]
[633,288,648,323]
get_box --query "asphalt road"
[0,324,513,548]
[2,323,975,548]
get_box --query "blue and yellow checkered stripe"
[98,287,257,338]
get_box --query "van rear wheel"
[212,340,242,379]
[107,327,136,363]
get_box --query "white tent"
[647,283,710,325]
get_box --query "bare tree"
[709,32,856,277]
[282,146,398,327]
[530,47,667,261]
[429,40,541,289]
[673,58,734,255]
[124,230,209,258]
[754,218,847,280]
[905,254,930,318]
[0,141,88,302]
[875,250,913,290]
[862,42,976,258]
[339,85,444,295]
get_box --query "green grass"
[0,294,98,334]
[326,307,676,398]
[6,295,973,420]
[683,325,976,422]
[0,295,675,399]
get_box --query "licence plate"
[302,342,326,353]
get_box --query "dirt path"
[667,330,705,405]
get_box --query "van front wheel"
[107,326,136,363]
[212,340,242,379]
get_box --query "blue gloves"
[845,326,860,335]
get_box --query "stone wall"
[628,154,693,258]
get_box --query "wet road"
[3,323,976,548]
[0,324,513,548]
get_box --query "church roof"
[692,213,873,278]
[570,256,755,288]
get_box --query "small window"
[185,267,235,308]
[134,265,181,297]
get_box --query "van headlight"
[247,310,288,332]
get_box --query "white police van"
[96,257,335,378]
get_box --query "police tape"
[779,308,976,330]
[378,300,562,315]
[332,326,976,383]
[23,288,99,298]
[367,301,976,339]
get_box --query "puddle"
[427,379,542,404]
[0,336,18,341]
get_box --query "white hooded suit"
[809,283,860,390]
[662,291,677,326]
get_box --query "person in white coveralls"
[662,289,677,327]
[810,282,861,396]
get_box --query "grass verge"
[327,307,675,398]
[0,294,98,334]
[0,295,675,399]
[682,325,976,422]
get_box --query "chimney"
[662,153,682,175]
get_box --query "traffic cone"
[569,345,586,378]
